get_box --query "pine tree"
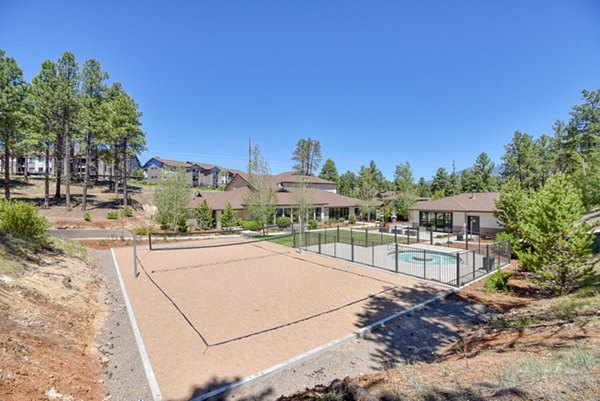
[0,50,28,199]
[195,199,214,230]
[431,167,450,196]
[318,158,339,183]
[80,59,109,211]
[220,202,237,230]
[520,175,593,293]
[28,60,58,207]
[55,52,81,210]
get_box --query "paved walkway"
[47,228,133,240]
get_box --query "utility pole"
[248,137,252,174]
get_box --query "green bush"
[495,231,520,258]
[308,219,318,230]
[83,212,91,222]
[0,200,48,239]
[106,211,118,220]
[177,215,188,232]
[131,168,145,181]
[122,206,133,217]
[348,214,357,224]
[239,219,262,231]
[135,226,155,236]
[337,217,345,223]
[485,268,513,292]
[276,216,292,230]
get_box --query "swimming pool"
[393,250,457,265]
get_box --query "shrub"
[495,231,520,258]
[485,268,513,292]
[106,211,118,220]
[0,200,48,239]
[177,215,188,233]
[131,168,145,181]
[308,219,318,230]
[348,214,357,225]
[122,206,133,217]
[195,199,214,230]
[337,217,345,223]
[135,226,155,236]
[276,216,292,230]
[220,202,237,230]
[239,219,262,231]
[83,212,91,222]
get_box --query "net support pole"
[371,241,374,266]
[318,233,322,254]
[407,228,410,245]
[133,233,138,279]
[417,228,420,243]
[365,228,368,246]
[395,243,398,273]
[351,237,354,262]
[423,249,427,279]
[456,253,461,287]
[148,233,152,250]
[337,225,340,242]
[394,225,397,243]
[430,230,433,245]
[472,251,476,279]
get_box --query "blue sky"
[1,1,599,180]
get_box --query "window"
[419,211,453,232]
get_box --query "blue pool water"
[393,250,456,265]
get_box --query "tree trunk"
[65,121,71,211]
[122,141,128,207]
[44,144,50,208]
[82,132,91,211]
[54,133,62,199]
[23,154,29,183]
[94,146,99,186]
[113,145,119,199]
[4,142,10,200]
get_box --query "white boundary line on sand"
[110,249,163,401]
[190,262,512,401]
[190,288,456,401]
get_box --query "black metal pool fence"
[292,226,511,287]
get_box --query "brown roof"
[272,172,335,186]
[154,157,195,168]
[408,192,499,213]
[189,161,220,170]
[189,187,360,210]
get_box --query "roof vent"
[470,192,475,199]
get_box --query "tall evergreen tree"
[292,138,322,176]
[338,170,358,197]
[318,158,339,183]
[28,60,58,207]
[0,50,28,199]
[80,59,108,211]
[55,52,81,210]
[501,131,538,190]
[416,177,431,197]
[470,152,498,192]
[107,83,145,206]
[431,167,450,197]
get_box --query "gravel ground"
[94,249,153,401]
[211,295,494,401]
